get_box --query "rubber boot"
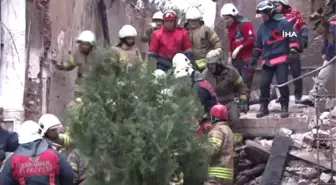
[294,94,302,104]
[280,104,289,118]
[256,103,269,118]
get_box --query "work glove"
[250,58,258,70]
[239,95,249,113]
[232,45,243,59]
[299,37,308,49]
[288,49,300,62]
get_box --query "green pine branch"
[68,46,210,185]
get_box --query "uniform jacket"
[0,128,19,162]
[191,71,218,113]
[203,65,248,105]
[141,26,160,44]
[322,16,336,60]
[255,14,300,66]
[54,49,92,93]
[228,17,256,60]
[67,149,88,185]
[283,8,308,38]
[149,26,192,60]
[0,139,74,185]
[112,44,143,73]
[207,121,234,182]
[187,24,221,60]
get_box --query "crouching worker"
[203,49,248,125]
[205,104,234,185]
[38,114,72,150]
[0,120,74,185]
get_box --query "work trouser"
[233,59,254,103]
[309,60,335,97]
[204,167,234,185]
[259,63,289,106]
[288,55,303,99]
[226,102,240,126]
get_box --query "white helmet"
[153,69,166,79]
[205,49,222,64]
[18,120,42,144]
[220,3,239,17]
[273,0,289,5]
[186,8,202,20]
[38,114,62,136]
[118,25,137,38]
[152,11,163,20]
[172,53,194,78]
[76,30,96,45]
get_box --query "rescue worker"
[38,114,72,150]
[273,0,309,102]
[205,104,234,185]
[299,16,336,106]
[185,7,222,72]
[252,1,300,118]
[149,10,193,72]
[203,49,248,125]
[67,149,88,185]
[52,30,96,99]
[0,120,74,185]
[112,25,143,73]
[0,106,19,167]
[141,11,164,44]
[220,3,256,107]
[172,53,218,114]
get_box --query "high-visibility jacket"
[207,121,234,184]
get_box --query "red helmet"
[163,10,177,21]
[210,104,228,121]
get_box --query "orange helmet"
[163,10,177,21]
[210,104,228,121]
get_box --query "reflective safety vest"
[12,149,60,185]
[208,166,233,181]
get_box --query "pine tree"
[68,47,210,185]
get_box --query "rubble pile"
[234,96,336,185]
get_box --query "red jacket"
[228,21,255,60]
[283,8,306,34]
[149,26,192,60]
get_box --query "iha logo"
[282,31,298,38]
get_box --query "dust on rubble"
[235,96,336,185]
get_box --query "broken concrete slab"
[289,149,336,172]
[260,136,292,185]
[233,99,314,137]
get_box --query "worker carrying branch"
[272,0,308,102]
[221,3,256,108]
[203,49,248,125]
[52,30,96,99]
[38,114,72,150]
[252,1,300,118]
[149,10,194,71]
[204,104,234,185]
[185,7,222,71]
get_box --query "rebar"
[313,86,336,185]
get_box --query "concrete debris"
[320,172,333,183]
